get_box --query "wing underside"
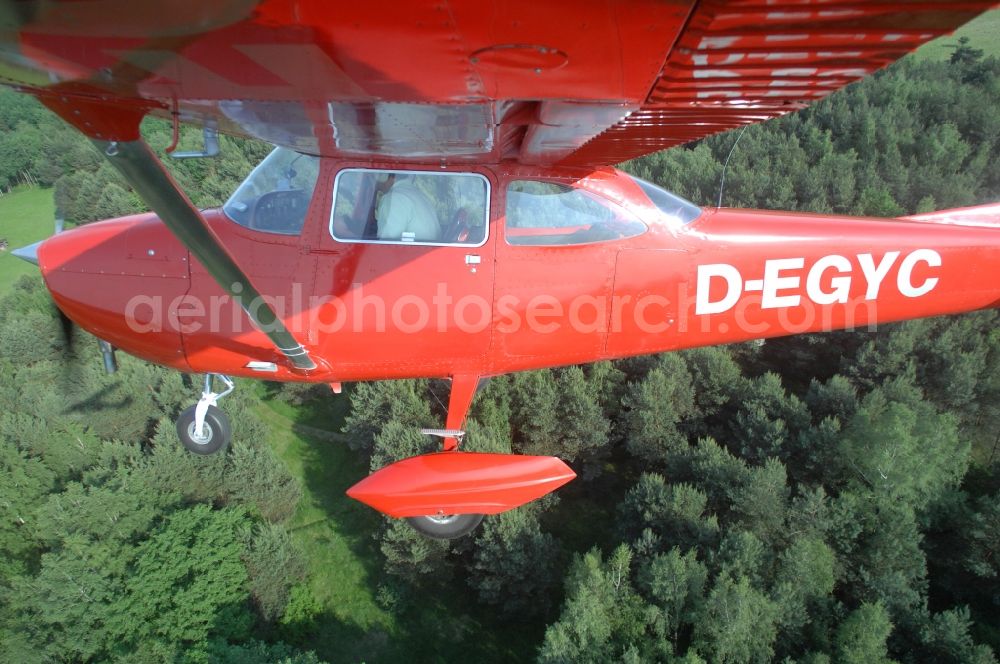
[0,0,993,166]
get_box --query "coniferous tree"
[468,506,559,617]
[834,602,895,664]
[692,574,780,664]
[623,356,696,466]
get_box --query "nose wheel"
[176,374,233,455]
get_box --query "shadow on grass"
[63,382,134,414]
[258,381,351,431]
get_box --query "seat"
[443,207,470,243]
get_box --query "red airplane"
[4,1,1000,539]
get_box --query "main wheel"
[176,404,231,455]
[405,513,484,540]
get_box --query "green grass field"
[253,392,543,663]
[915,9,1000,61]
[253,398,396,661]
[0,187,54,296]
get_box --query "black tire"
[176,404,231,455]
[405,513,485,540]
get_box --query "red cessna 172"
[4,0,1000,538]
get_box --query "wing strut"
[94,138,318,372]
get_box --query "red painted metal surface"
[35,163,1000,383]
[346,452,577,518]
[563,1,999,165]
[1,1,994,166]
[36,214,191,370]
[606,207,1000,359]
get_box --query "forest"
[0,39,999,664]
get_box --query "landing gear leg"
[405,374,486,539]
[423,373,482,450]
[176,374,234,455]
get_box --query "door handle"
[465,254,481,273]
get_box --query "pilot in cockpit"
[374,173,441,242]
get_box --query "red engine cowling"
[346,452,576,518]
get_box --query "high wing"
[0,0,993,166]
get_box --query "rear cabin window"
[629,175,702,225]
[224,147,320,235]
[330,169,489,246]
[505,181,647,246]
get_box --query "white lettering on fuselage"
[695,249,941,315]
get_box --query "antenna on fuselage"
[716,125,748,209]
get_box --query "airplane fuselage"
[36,160,1000,385]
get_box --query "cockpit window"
[224,147,320,235]
[628,175,702,225]
[505,181,647,246]
[330,169,489,246]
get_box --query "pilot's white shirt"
[376,180,440,241]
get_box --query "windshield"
[223,147,321,235]
[628,175,702,225]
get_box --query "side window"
[505,181,646,246]
[629,175,702,225]
[330,169,489,246]
[224,147,320,235]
